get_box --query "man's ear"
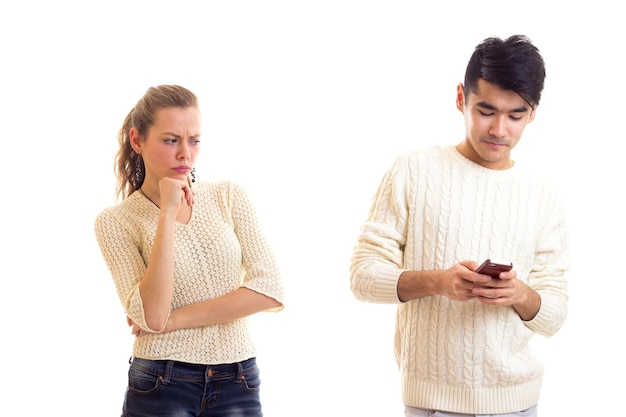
[129,127,142,154]
[528,107,537,123]
[456,83,465,112]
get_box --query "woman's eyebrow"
[160,132,201,138]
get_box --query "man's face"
[456,78,536,170]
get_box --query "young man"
[350,35,570,417]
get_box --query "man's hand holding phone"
[471,259,537,317]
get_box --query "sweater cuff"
[523,293,567,337]
[371,265,405,304]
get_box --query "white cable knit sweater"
[350,145,570,414]
[95,181,284,365]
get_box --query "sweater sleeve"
[229,182,284,310]
[524,186,570,336]
[94,207,163,332]
[350,155,411,304]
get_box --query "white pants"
[404,405,538,417]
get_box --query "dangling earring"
[190,167,196,183]
[135,154,143,184]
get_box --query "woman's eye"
[164,138,177,144]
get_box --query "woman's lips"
[173,166,191,174]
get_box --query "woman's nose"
[178,142,191,159]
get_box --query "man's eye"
[478,110,493,117]
[509,116,523,121]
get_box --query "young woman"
[95,84,284,417]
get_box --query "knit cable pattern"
[350,145,570,414]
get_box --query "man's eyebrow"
[476,101,528,113]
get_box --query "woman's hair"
[114,85,198,201]
[463,34,546,109]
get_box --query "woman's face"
[131,106,202,185]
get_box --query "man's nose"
[489,116,507,138]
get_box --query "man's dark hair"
[463,34,546,108]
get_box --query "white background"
[1,1,623,416]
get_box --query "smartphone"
[475,259,512,279]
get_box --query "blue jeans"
[122,357,263,417]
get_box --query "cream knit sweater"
[95,181,283,365]
[350,145,570,414]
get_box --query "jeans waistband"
[130,357,257,382]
